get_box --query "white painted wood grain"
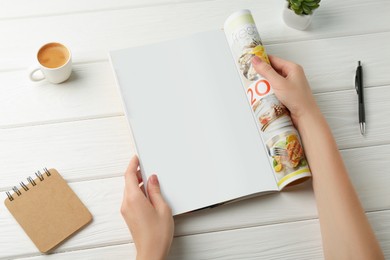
[0,0,210,20]
[0,116,133,189]
[1,0,390,259]
[315,86,390,149]
[341,145,390,212]
[15,211,390,260]
[19,243,136,260]
[266,32,390,93]
[2,32,390,128]
[0,62,123,128]
[176,211,390,260]
[1,0,390,70]
[1,142,390,258]
[1,85,389,188]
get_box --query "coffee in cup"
[29,42,72,84]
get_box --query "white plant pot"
[283,4,314,30]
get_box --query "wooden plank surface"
[2,32,390,128]
[15,211,390,259]
[1,142,390,258]
[1,0,390,70]
[0,117,133,189]
[0,0,209,20]
[1,85,390,188]
[1,0,389,258]
[316,85,390,149]
[0,62,123,128]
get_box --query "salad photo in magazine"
[224,10,311,189]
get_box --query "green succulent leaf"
[291,0,301,7]
[291,6,300,13]
[302,4,312,14]
[295,8,303,15]
[310,3,320,9]
[304,1,319,6]
[288,0,320,15]
[303,0,320,4]
[291,4,301,11]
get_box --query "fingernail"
[150,174,159,185]
[252,56,262,65]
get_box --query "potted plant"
[283,0,321,30]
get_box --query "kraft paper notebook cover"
[4,168,92,253]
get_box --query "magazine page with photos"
[224,10,311,189]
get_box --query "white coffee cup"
[29,42,72,84]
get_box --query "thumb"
[252,56,284,86]
[147,175,169,213]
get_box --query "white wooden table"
[1,0,390,259]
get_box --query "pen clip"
[355,61,361,95]
[355,74,359,94]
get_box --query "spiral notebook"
[4,168,92,253]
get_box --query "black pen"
[355,61,365,135]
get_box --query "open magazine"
[109,10,311,215]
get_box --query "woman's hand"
[121,156,174,260]
[252,55,319,128]
[252,55,384,259]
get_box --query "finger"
[268,55,299,78]
[137,170,147,196]
[147,175,170,214]
[252,56,285,85]
[124,155,141,191]
[140,183,146,196]
[136,170,143,184]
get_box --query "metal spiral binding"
[27,177,36,186]
[44,167,51,176]
[12,187,21,196]
[6,192,14,201]
[5,168,52,202]
[20,182,29,191]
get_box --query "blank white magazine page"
[110,30,278,215]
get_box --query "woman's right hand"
[252,56,385,259]
[251,55,319,127]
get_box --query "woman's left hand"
[121,156,174,260]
